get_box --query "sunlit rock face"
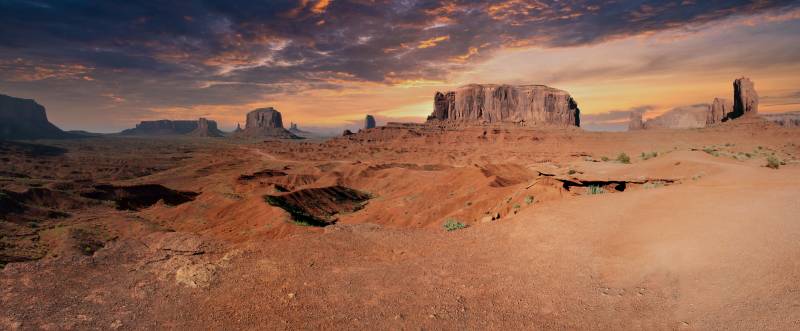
[188,118,224,137]
[0,94,72,139]
[428,84,580,127]
[707,98,733,125]
[628,111,644,131]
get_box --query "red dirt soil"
[2,117,800,329]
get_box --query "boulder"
[707,98,732,125]
[0,94,73,140]
[188,118,224,137]
[731,77,758,119]
[234,107,300,139]
[427,84,580,126]
[365,115,376,129]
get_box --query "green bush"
[601,156,610,162]
[616,153,630,164]
[587,185,604,195]
[766,156,780,169]
[524,196,534,205]
[640,151,658,160]
[443,219,467,231]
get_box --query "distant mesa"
[233,107,301,139]
[631,77,762,130]
[427,84,580,127]
[763,111,800,127]
[628,110,644,131]
[188,117,224,137]
[288,122,313,137]
[0,94,75,140]
[364,115,376,129]
[121,118,222,137]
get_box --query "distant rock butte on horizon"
[427,84,580,127]
[0,94,73,140]
[234,107,300,139]
[121,118,222,136]
[365,115,376,129]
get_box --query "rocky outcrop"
[762,111,800,127]
[234,123,244,133]
[427,84,580,127]
[233,107,300,139]
[641,105,709,129]
[628,111,644,131]
[288,122,312,137]
[342,129,354,136]
[732,77,758,119]
[188,118,224,137]
[365,115,376,129]
[707,98,733,125]
[629,77,760,130]
[0,94,73,140]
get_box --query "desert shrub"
[568,169,577,175]
[601,156,610,162]
[513,203,521,210]
[443,219,467,231]
[640,151,658,160]
[524,196,534,205]
[587,185,604,195]
[616,153,630,164]
[766,156,780,169]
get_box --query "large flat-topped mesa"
[427,84,580,127]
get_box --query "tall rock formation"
[188,118,224,137]
[731,77,758,119]
[234,123,244,133]
[628,110,644,131]
[364,115,376,129]
[234,107,300,139]
[427,84,580,127]
[0,94,73,140]
[707,98,733,125]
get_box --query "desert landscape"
[2,1,800,330]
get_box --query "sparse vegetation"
[587,185,604,195]
[702,147,720,157]
[766,156,780,169]
[601,156,610,162]
[616,153,630,164]
[443,219,467,231]
[568,169,577,175]
[640,151,658,160]
[524,196,534,205]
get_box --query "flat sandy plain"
[2,117,800,330]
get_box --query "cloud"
[0,0,799,130]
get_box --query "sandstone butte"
[233,107,300,139]
[0,94,73,139]
[632,77,760,130]
[427,84,580,127]
[365,115,376,129]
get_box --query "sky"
[0,0,799,133]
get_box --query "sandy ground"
[1,118,800,330]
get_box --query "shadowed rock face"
[427,84,580,127]
[0,94,72,140]
[365,115,376,129]
[188,118,224,137]
[732,77,758,119]
[707,98,733,125]
[235,107,300,139]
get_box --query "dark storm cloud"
[0,0,797,112]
